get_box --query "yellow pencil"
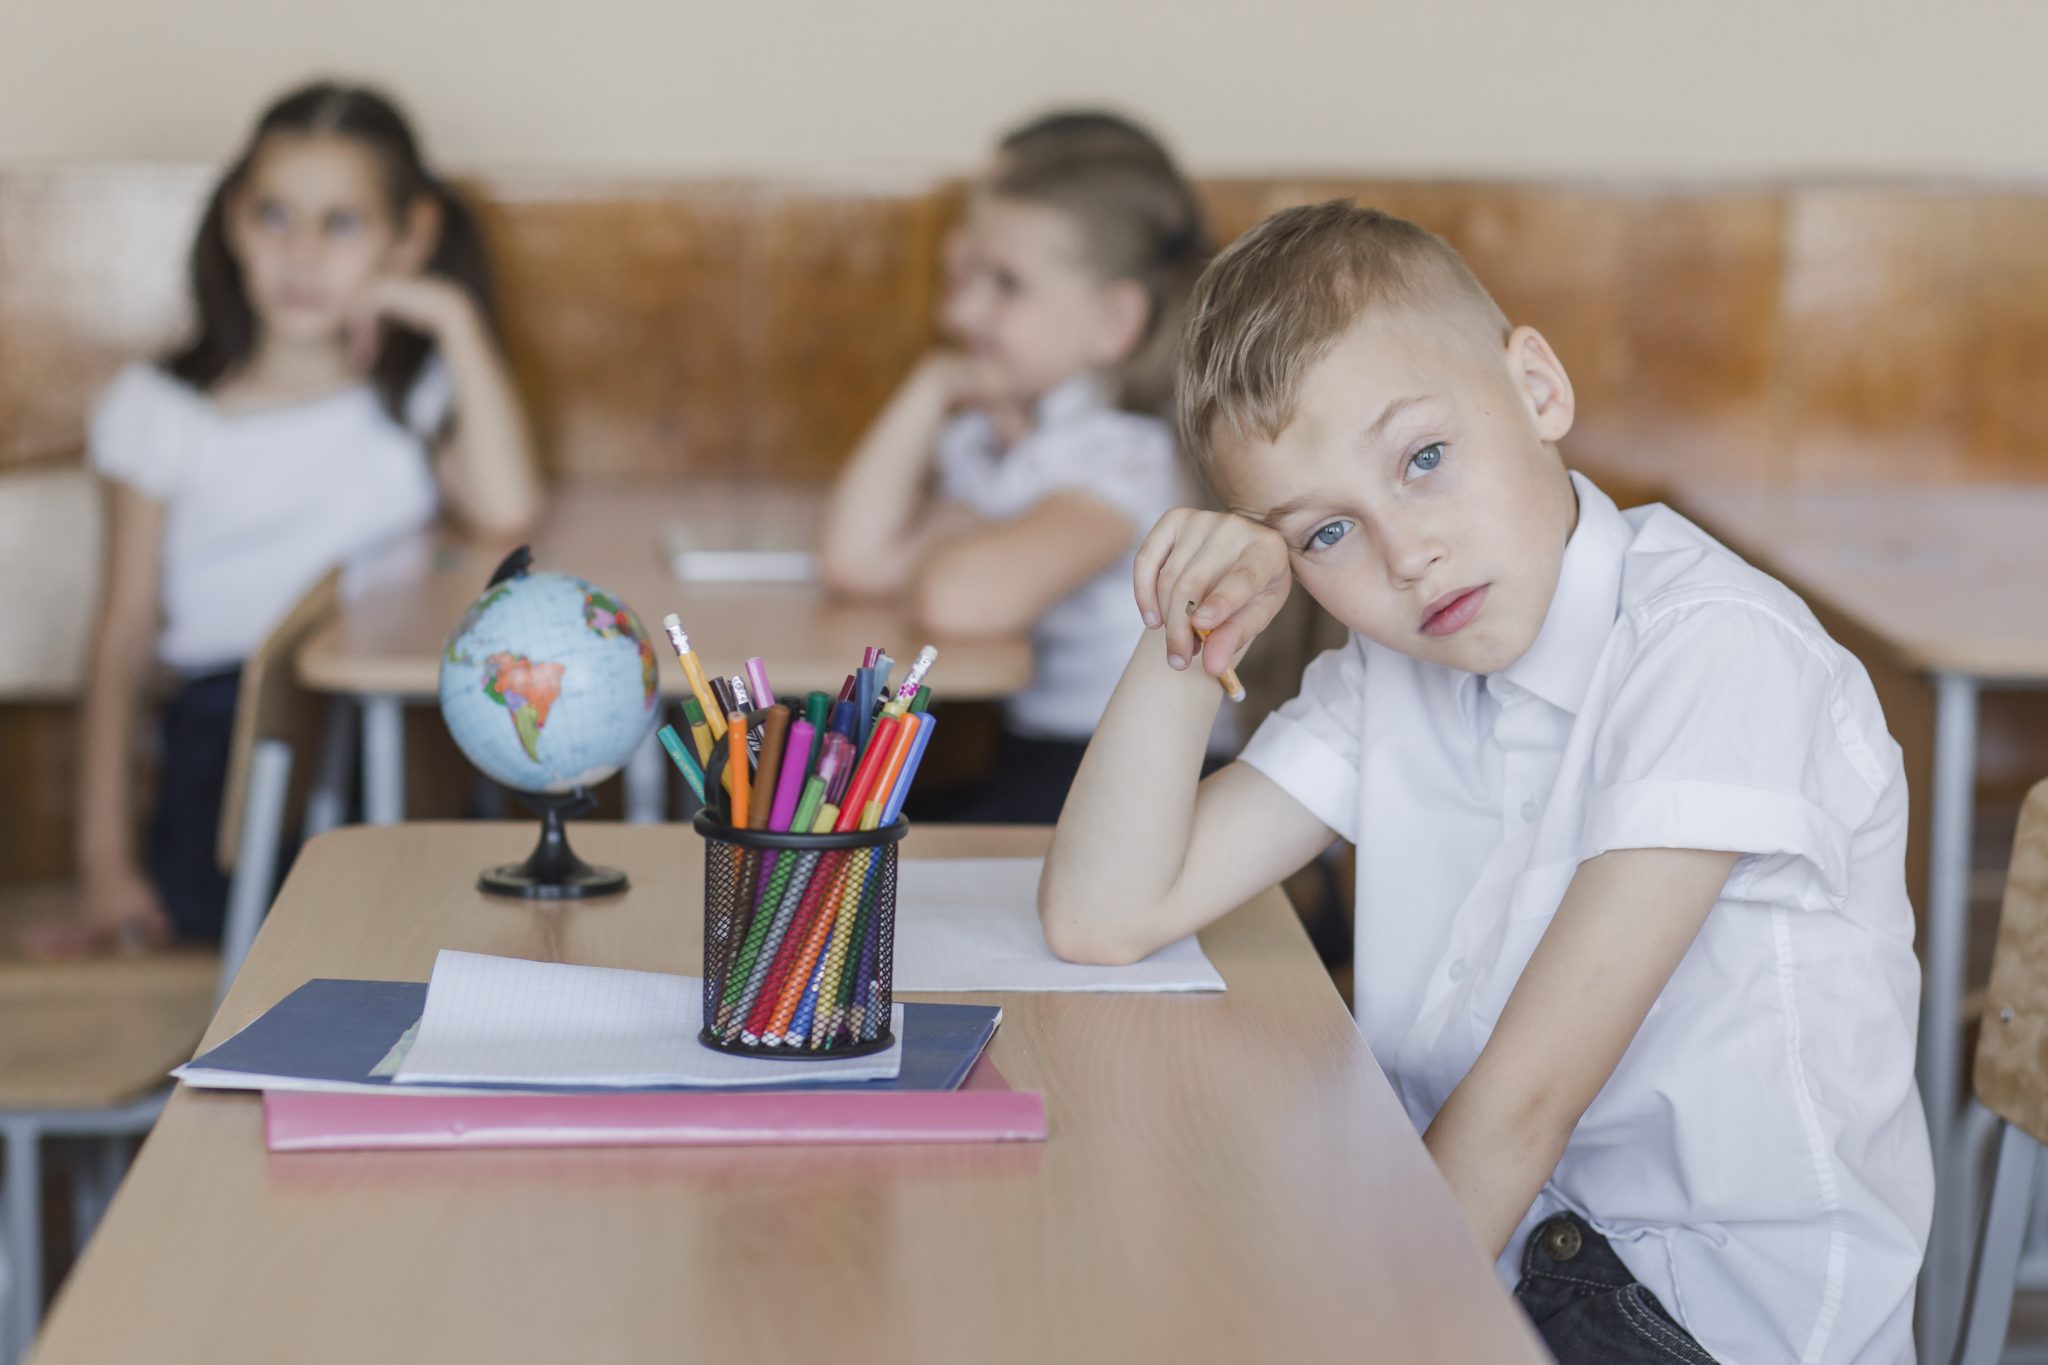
[1186,602,1247,703]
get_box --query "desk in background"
[30,824,1546,1365]
[296,486,1034,826]
[1665,478,2048,1358]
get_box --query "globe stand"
[479,789,628,900]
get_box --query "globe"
[438,569,660,797]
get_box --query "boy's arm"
[1041,507,1334,965]
[1423,846,1739,1256]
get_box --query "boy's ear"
[1505,325,1575,443]
[394,194,444,274]
[1089,280,1152,368]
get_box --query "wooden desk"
[297,486,1034,825]
[30,824,1544,1365]
[1668,479,2048,1358]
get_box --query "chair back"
[215,570,339,872]
[1974,778,2048,1145]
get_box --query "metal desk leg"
[624,729,666,825]
[4,1121,42,1365]
[361,695,407,827]
[301,699,357,840]
[1918,670,1979,1362]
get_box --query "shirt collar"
[1034,373,1113,426]
[1492,470,1631,716]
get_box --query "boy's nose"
[1377,518,1444,588]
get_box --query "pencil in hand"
[1186,601,1247,704]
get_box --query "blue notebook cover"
[178,980,999,1095]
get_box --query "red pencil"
[832,715,901,832]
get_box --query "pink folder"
[262,1058,1045,1152]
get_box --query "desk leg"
[624,729,666,824]
[1919,670,1978,1362]
[362,695,407,827]
[301,700,357,840]
[3,1121,41,1365]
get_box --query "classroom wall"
[2,0,2046,179]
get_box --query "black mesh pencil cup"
[696,810,908,1059]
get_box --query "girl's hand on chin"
[346,275,478,368]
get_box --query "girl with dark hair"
[30,81,540,955]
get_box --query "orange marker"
[860,713,921,828]
[726,712,751,828]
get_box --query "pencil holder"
[695,810,908,1059]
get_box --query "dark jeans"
[145,670,239,944]
[1515,1214,1720,1365]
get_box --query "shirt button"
[1520,799,1540,823]
[1448,960,1468,983]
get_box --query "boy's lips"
[1419,584,1489,637]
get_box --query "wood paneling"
[6,170,2048,487]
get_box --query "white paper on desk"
[893,859,1225,993]
[393,952,904,1087]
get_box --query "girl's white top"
[90,362,449,673]
[1240,472,1931,1365]
[934,375,1191,742]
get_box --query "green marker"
[655,724,707,804]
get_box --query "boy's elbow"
[1038,889,1154,967]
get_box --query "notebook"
[663,521,817,584]
[894,858,1226,993]
[263,1057,1046,1152]
[393,952,909,1088]
[177,977,1000,1096]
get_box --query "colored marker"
[726,713,750,827]
[681,698,715,763]
[879,714,937,825]
[834,714,900,832]
[769,718,812,832]
[745,656,775,710]
[655,724,707,804]
[749,706,790,829]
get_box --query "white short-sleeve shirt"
[91,363,447,673]
[935,375,1192,741]
[1240,472,1930,1365]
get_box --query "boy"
[1039,201,1931,1364]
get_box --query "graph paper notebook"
[893,858,1225,993]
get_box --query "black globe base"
[479,790,628,900]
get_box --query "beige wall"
[2,0,2045,179]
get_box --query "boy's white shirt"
[935,374,1199,743]
[1241,472,1931,1365]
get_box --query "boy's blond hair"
[1176,200,1510,477]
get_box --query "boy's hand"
[1134,509,1292,676]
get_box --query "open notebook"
[894,858,1225,993]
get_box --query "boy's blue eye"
[325,211,363,237]
[257,202,290,232]
[1407,442,1445,478]
[1306,519,1353,552]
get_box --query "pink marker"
[768,720,813,831]
[745,656,775,710]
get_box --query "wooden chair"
[0,570,338,1365]
[1945,777,2048,1365]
